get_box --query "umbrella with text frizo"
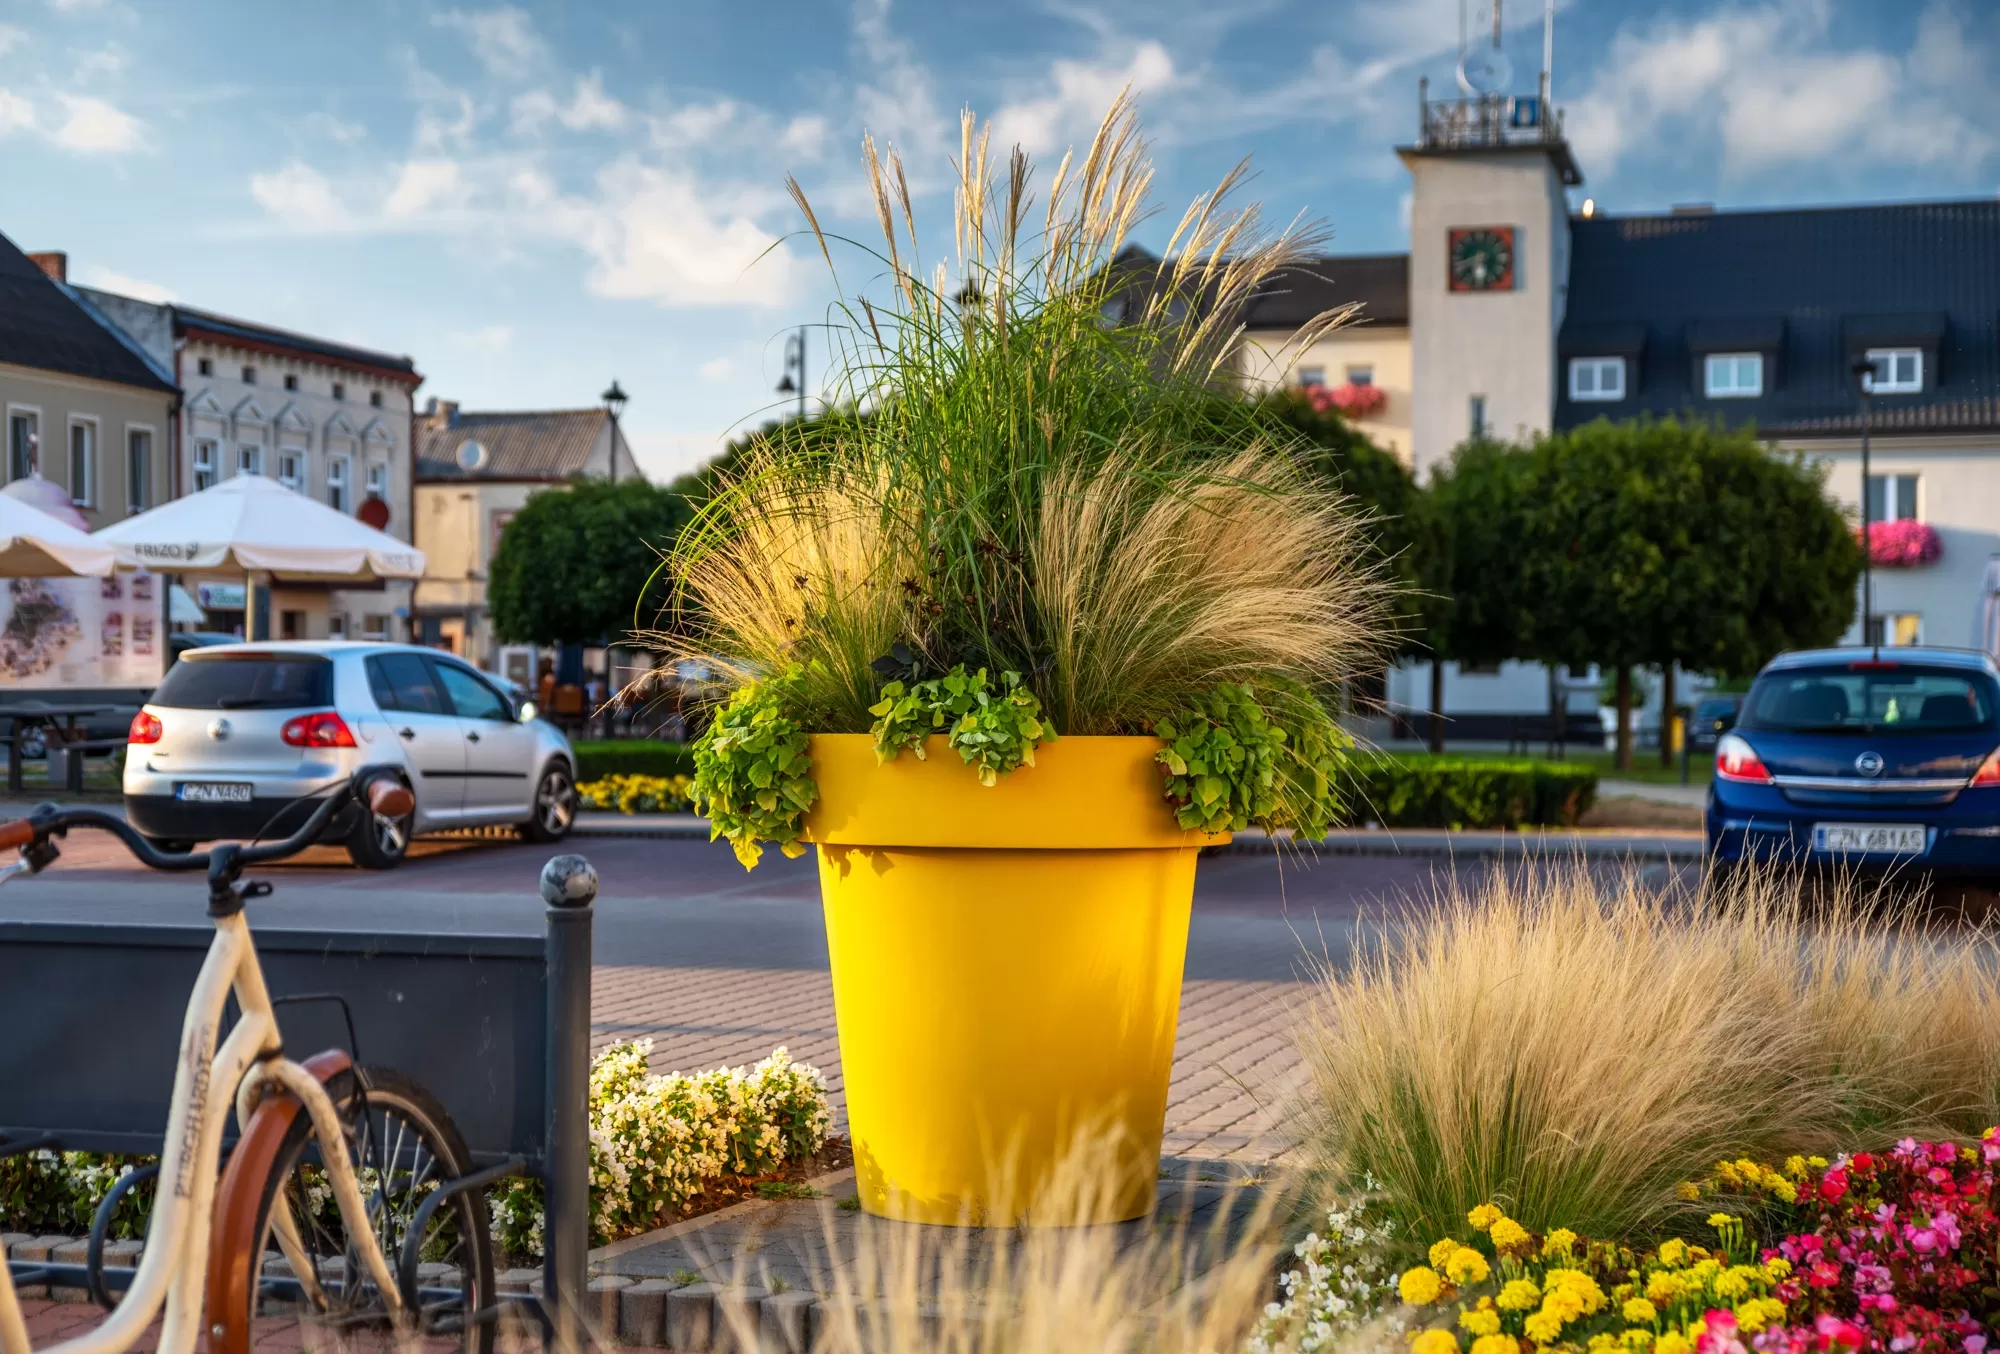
[91,473,424,580]
[0,485,115,577]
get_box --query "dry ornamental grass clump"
[652,94,1400,863]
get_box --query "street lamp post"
[1851,358,1875,649]
[600,381,628,484]
[775,328,806,421]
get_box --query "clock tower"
[1399,83,1582,477]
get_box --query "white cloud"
[0,89,33,138]
[0,25,27,56]
[698,356,733,382]
[851,0,946,164]
[449,324,514,353]
[432,6,543,78]
[48,0,106,11]
[303,111,367,144]
[779,114,829,161]
[1568,0,1997,179]
[50,93,142,153]
[249,161,354,230]
[72,44,125,80]
[383,157,470,218]
[513,72,625,134]
[992,40,1176,155]
[74,263,174,303]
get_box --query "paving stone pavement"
[591,966,1308,1165]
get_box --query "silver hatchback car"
[124,642,578,868]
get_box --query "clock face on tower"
[1448,226,1517,292]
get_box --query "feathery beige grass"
[1297,865,2000,1247]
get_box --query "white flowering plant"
[488,1041,833,1255]
[1250,1188,1405,1354]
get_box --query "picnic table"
[0,701,121,793]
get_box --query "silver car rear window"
[150,653,334,710]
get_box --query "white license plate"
[1813,822,1927,855]
[176,782,253,804]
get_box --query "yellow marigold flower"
[1761,1258,1792,1282]
[1707,1213,1735,1229]
[1657,1334,1691,1354]
[1623,1331,1655,1351]
[1497,1279,1543,1312]
[1675,1182,1701,1201]
[1460,1307,1502,1338]
[1432,1238,1462,1268]
[1590,1336,1621,1354]
[1807,1156,1828,1169]
[1771,1179,1797,1204]
[1783,1155,1807,1179]
[1624,1299,1658,1325]
[1657,1239,1687,1268]
[1713,1161,1742,1187]
[1733,1303,1769,1334]
[1542,1228,1579,1259]
[1489,1218,1531,1254]
[1400,1267,1445,1306]
[1713,1271,1749,1301]
[1523,1311,1566,1345]
[1469,1203,1504,1231]
[1644,1274,1680,1306]
[1414,1329,1461,1354]
[1448,1247,1493,1285]
[1689,1259,1720,1284]
[1472,1336,1520,1354]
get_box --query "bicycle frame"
[0,907,406,1354]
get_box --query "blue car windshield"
[1739,664,1997,735]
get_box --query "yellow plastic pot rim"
[804,733,1230,851]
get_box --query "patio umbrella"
[0,477,114,576]
[92,473,424,581]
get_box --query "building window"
[197,357,213,377]
[328,455,350,512]
[362,612,388,638]
[126,428,151,514]
[1296,365,1326,388]
[1866,473,1920,523]
[278,451,304,493]
[366,462,388,501]
[193,438,217,491]
[283,374,298,392]
[280,609,305,641]
[1865,613,1923,647]
[328,613,348,639]
[332,382,345,401]
[1863,348,1923,394]
[7,410,38,481]
[68,419,95,507]
[369,391,383,408]
[238,444,263,477]
[1568,356,1626,401]
[241,365,256,385]
[1703,352,1763,399]
[1469,394,1488,439]
[1346,365,1375,386]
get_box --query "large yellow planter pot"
[806,733,1227,1226]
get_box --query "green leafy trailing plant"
[690,670,818,868]
[870,666,1057,785]
[1155,683,1351,836]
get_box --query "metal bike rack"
[0,852,599,1351]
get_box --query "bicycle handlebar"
[0,765,411,905]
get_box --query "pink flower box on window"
[1862,519,1942,567]
[1300,382,1388,420]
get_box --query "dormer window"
[1704,353,1763,399]
[1864,348,1923,394]
[1568,357,1625,402]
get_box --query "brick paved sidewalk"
[591,966,1309,1165]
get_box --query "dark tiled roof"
[171,305,418,382]
[1555,199,2000,437]
[0,231,177,393]
[1244,254,1410,328]
[416,409,607,481]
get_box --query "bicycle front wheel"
[214,1063,496,1354]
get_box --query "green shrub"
[572,740,695,780]
[1341,756,1597,830]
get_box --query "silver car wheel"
[375,810,409,854]
[537,768,575,833]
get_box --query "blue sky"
[2,0,1996,481]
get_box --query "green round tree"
[487,476,693,646]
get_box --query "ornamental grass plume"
[1295,863,2000,1249]
[649,92,1396,742]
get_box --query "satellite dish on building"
[456,440,489,472]
[1457,45,1513,95]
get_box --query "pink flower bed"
[1300,381,1388,420]
[1863,520,1942,567]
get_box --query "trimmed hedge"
[572,740,696,780]
[1340,756,1597,830]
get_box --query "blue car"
[1706,646,2000,879]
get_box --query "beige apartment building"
[412,400,636,669]
[2,242,177,523]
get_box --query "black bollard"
[541,853,597,1354]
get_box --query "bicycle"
[0,766,496,1354]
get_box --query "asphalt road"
[0,827,1696,981]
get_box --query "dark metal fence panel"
[0,922,548,1164]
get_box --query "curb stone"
[587,1274,633,1342]
[760,1290,815,1354]
[665,1282,716,1351]
[711,1284,769,1354]
[618,1278,682,1347]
